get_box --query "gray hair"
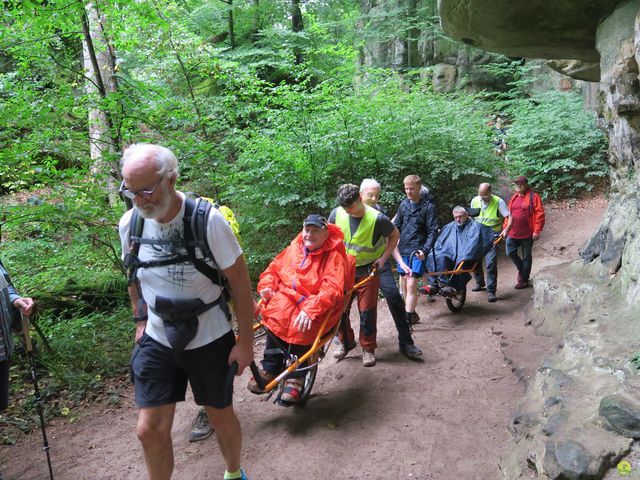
[452,205,467,215]
[120,143,179,179]
[360,178,381,192]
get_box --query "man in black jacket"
[393,175,439,328]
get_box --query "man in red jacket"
[504,176,545,289]
[247,214,351,404]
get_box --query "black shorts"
[130,330,235,409]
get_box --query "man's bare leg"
[205,405,242,472]
[137,404,176,480]
[405,276,419,313]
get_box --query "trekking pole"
[20,313,54,480]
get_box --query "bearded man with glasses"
[118,143,255,480]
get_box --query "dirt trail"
[0,196,607,480]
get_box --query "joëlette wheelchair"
[244,268,377,407]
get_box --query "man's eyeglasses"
[119,178,163,199]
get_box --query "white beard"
[137,194,172,221]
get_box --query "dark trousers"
[378,261,413,347]
[261,334,309,379]
[506,237,534,282]
[0,360,7,411]
[473,243,498,293]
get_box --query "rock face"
[358,0,513,92]
[439,0,640,478]
[438,0,620,64]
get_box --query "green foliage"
[0,0,612,426]
[501,91,608,198]
[0,0,88,192]
[228,76,495,274]
[1,179,129,414]
[34,307,131,397]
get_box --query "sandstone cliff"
[438,0,640,478]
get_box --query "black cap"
[303,214,328,229]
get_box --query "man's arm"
[128,283,147,343]
[532,193,545,240]
[223,255,255,374]
[501,215,513,239]
[374,227,399,269]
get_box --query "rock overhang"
[437,0,621,63]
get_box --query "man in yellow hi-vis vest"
[469,183,512,302]
[328,184,400,367]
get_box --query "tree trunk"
[291,0,304,64]
[81,2,119,197]
[228,0,236,49]
[405,0,421,68]
[250,0,260,42]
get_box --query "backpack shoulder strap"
[124,209,145,283]
[183,197,225,288]
[125,209,148,321]
[128,209,145,257]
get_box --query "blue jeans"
[378,261,413,347]
[473,244,498,293]
[505,237,533,282]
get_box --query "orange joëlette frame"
[250,269,378,394]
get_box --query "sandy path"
[0,196,607,480]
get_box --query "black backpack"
[123,197,231,320]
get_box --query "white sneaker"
[333,343,348,360]
[362,350,376,367]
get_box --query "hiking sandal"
[279,377,304,405]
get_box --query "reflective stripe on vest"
[335,206,385,266]
[471,195,502,232]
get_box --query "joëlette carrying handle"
[224,361,239,405]
[224,360,265,405]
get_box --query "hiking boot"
[409,311,420,325]
[333,341,355,360]
[471,284,486,292]
[362,349,376,367]
[247,369,275,394]
[400,343,423,360]
[515,273,528,289]
[189,408,213,442]
[487,291,498,303]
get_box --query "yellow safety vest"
[335,205,385,266]
[471,195,502,232]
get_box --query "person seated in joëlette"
[247,214,352,405]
